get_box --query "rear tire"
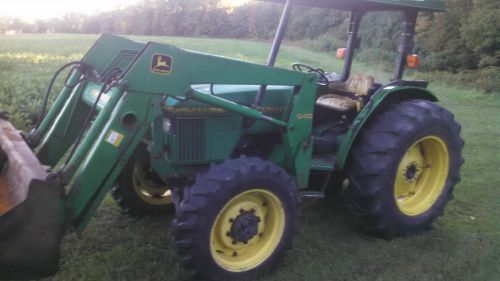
[172,156,300,281]
[346,100,464,238]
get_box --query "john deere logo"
[151,54,173,75]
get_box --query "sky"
[0,0,139,20]
[0,0,250,21]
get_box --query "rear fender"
[335,85,438,170]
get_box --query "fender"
[335,84,438,170]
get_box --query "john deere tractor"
[0,0,463,280]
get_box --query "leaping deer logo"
[151,54,173,74]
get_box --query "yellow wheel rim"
[210,189,285,272]
[394,136,449,216]
[132,163,172,206]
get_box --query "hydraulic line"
[33,61,85,130]
[62,68,123,170]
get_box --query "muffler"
[0,119,63,280]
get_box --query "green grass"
[0,34,499,281]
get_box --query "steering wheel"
[292,63,329,84]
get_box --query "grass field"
[0,34,499,281]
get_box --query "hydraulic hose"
[62,68,123,169]
[33,61,85,130]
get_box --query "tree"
[460,0,500,67]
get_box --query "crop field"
[0,34,499,281]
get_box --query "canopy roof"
[260,0,445,12]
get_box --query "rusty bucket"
[0,119,63,279]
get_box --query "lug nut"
[232,240,237,245]
[226,231,231,237]
[229,218,234,223]
[250,208,255,214]
[232,251,237,257]
[239,208,244,213]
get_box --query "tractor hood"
[163,84,294,116]
[80,83,294,117]
[260,0,445,12]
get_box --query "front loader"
[0,1,463,280]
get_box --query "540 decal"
[297,113,313,120]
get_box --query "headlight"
[163,117,172,132]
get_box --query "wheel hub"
[230,211,260,243]
[403,161,422,183]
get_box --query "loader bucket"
[0,119,63,280]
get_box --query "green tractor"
[0,0,463,280]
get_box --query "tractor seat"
[316,74,374,112]
[316,94,360,112]
[327,73,375,96]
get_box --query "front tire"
[111,145,174,216]
[346,100,464,237]
[172,156,300,281]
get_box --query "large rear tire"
[172,156,300,281]
[346,100,464,238]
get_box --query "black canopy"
[259,0,445,12]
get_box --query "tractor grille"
[177,118,206,162]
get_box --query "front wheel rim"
[394,136,450,216]
[210,189,285,272]
[132,163,172,206]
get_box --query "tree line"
[1,0,498,88]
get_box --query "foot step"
[300,191,325,199]
[310,156,335,171]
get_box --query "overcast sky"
[0,0,141,20]
[0,0,250,21]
